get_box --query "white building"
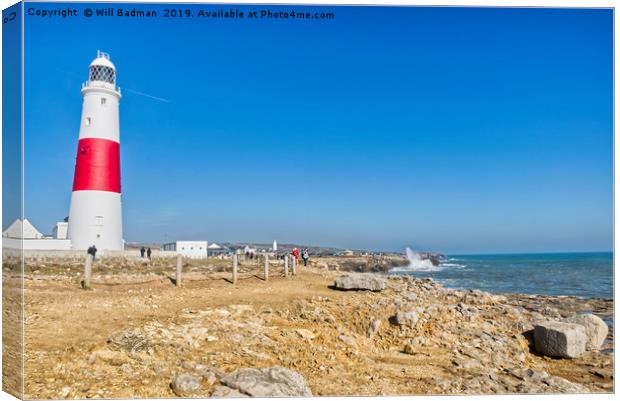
[162,241,208,258]
[3,218,42,239]
[207,242,229,256]
[53,222,69,240]
[243,245,257,255]
[2,219,71,250]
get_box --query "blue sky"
[22,4,612,253]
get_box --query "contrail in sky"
[122,88,170,103]
[53,68,171,103]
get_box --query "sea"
[390,250,613,299]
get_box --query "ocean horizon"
[391,251,613,299]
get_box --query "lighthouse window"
[84,117,91,126]
[101,98,107,106]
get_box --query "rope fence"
[77,253,301,290]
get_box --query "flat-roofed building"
[161,240,208,258]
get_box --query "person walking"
[140,246,146,258]
[302,248,309,266]
[146,247,152,261]
[87,245,97,261]
[292,248,299,263]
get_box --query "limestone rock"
[540,306,562,319]
[171,373,202,397]
[452,357,482,370]
[543,375,588,393]
[563,313,608,350]
[395,310,419,327]
[403,292,418,302]
[333,274,386,291]
[368,319,381,337]
[59,387,71,398]
[338,334,357,347]
[107,329,149,353]
[194,364,222,385]
[121,363,133,374]
[534,321,586,358]
[403,338,427,355]
[210,385,248,397]
[508,367,549,381]
[220,366,312,397]
[296,329,316,339]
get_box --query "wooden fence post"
[82,253,93,289]
[284,255,289,277]
[176,254,182,286]
[264,254,269,282]
[232,254,238,284]
[292,256,297,275]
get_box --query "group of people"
[88,244,308,265]
[140,247,152,260]
[291,247,310,266]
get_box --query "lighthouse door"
[94,215,104,243]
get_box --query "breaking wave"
[389,247,465,273]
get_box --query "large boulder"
[171,373,202,397]
[333,274,386,291]
[563,313,608,350]
[220,366,312,397]
[534,321,586,358]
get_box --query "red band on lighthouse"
[72,137,121,193]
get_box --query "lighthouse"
[68,51,123,251]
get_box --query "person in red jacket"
[292,248,299,262]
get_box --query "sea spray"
[406,248,436,270]
[390,248,441,272]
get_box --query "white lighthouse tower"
[68,51,123,251]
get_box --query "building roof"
[2,219,44,239]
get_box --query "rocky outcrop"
[315,255,408,273]
[417,252,444,267]
[534,321,586,358]
[107,329,149,353]
[220,366,312,397]
[334,274,386,291]
[563,314,608,350]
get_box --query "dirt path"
[24,269,335,349]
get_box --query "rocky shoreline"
[332,272,613,393]
[13,260,615,398]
